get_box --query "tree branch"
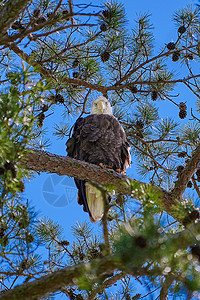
[88,272,126,300]
[8,42,200,98]
[21,145,200,220]
[0,0,31,37]
[171,143,200,199]
[0,255,119,300]
[22,148,170,206]
[8,43,107,94]
[160,274,176,300]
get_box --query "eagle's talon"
[99,163,105,168]
[116,168,121,173]
[107,165,114,169]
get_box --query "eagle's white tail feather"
[85,182,104,223]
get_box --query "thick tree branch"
[0,0,31,37]
[160,274,176,300]
[21,145,200,220]
[0,255,119,300]
[22,148,170,206]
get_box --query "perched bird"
[66,96,131,222]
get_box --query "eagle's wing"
[66,114,131,221]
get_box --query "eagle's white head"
[91,96,113,115]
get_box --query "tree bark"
[22,148,170,204]
[21,146,200,220]
[0,255,119,300]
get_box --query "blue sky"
[26,0,196,235]
[24,0,197,298]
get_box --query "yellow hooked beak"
[99,100,105,113]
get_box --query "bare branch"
[68,0,74,25]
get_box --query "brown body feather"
[66,114,131,221]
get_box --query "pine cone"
[26,233,34,243]
[35,16,46,24]
[73,72,80,78]
[177,165,184,173]
[196,169,200,178]
[72,58,79,68]
[187,181,192,188]
[179,102,187,111]
[0,236,9,247]
[38,113,45,127]
[151,91,158,101]
[136,120,144,129]
[100,23,108,32]
[19,259,28,271]
[100,51,110,62]
[172,51,180,62]
[55,94,64,104]
[62,10,69,16]
[178,25,186,34]
[41,104,49,112]
[129,85,138,93]
[89,248,99,258]
[33,9,41,18]
[167,42,175,50]
[18,218,30,229]
[136,130,144,138]
[12,21,24,30]
[47,12,54,19]
[125,293,131,300]
[178,151,187,158]
[187,53,194,60]
[179,109,187,119]
[4,162,17,178]
[102,10,111,19]
[59,240,70,246]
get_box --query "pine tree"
[0,1,200,299]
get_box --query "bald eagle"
[66,96,131,222]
